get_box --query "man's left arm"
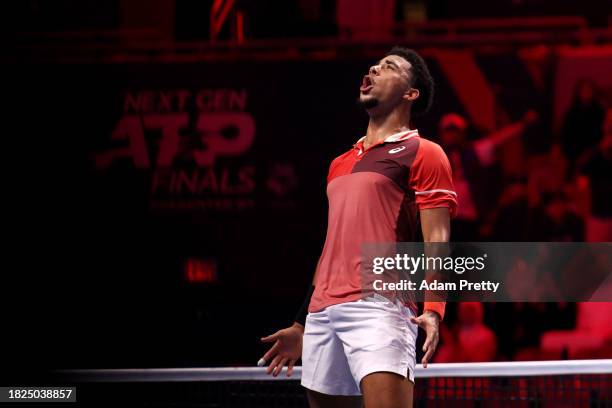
[408,141,456,367]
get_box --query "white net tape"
[60,359,612,382]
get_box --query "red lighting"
[185,259,217,283]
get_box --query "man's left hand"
[410,310,440,368]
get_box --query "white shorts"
[301,295,418,396]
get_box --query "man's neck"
[363,109,411,150]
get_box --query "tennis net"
[58,359,612,407]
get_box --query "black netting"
[68,374,612,407]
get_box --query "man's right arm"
[259,266,318,376]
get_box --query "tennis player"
[260,47,457,407]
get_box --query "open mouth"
[360,75,374,93]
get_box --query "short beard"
[357,96,379,110]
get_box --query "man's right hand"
[260,322,304,377]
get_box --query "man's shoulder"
[415,136,447,159]
[330,147,356,164]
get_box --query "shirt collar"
[353,129,419,154]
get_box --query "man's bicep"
[419,207,451,242]
[409,141,458,217]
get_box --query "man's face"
[440,128,465,146]
[359,55,413,110]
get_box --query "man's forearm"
[420,208,451,320]
[423,241,448,320]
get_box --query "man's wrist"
[424,309,442,322]
[292,321,305,331]
[423,301,445,320]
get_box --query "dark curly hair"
[386,46,435,117]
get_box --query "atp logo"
[95,89,255,169]
[95,112,255,169]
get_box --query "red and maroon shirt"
[308,129,457,318]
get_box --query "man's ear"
[403,88,419,103]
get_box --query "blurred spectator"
[457,302,497,362]
[485,302,576,360]
[441,111,537,241]
[489,182,530,241]
[526,145,584,241]
[576,107,612,242]
[541,302,612,359]
[526,144,569,204]
[433,324,466,363]
[436,303,497,362]
[488,141,586,242]
[561,79,605,168]
[528,191,584,241]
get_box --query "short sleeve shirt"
[309,130,457,316]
